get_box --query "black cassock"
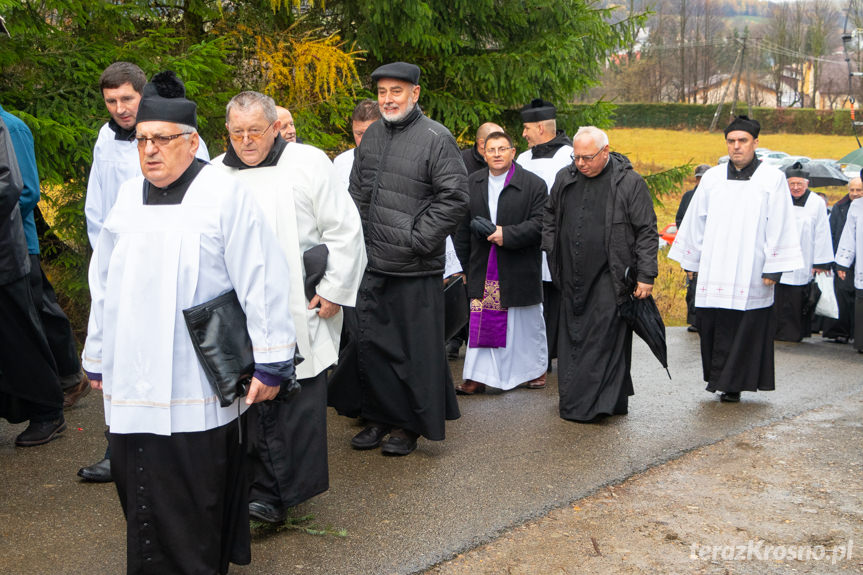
[556,163,633,422]
[698,306,776,393]
[246,371,328,510]
[328,271,460,439]
[773,283,812,342]
[0,274,62,423]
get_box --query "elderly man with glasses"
[542,126,657,422]
[773,162,833,342]
[82,73,296,574]
[211,91,365,524]
[453,131,548,394]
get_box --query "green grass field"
[610,128,857,325]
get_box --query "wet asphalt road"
[1,327,861,575]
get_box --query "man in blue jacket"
[0,104,89,409]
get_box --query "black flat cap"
[371,62,421,85]
[785,161,809,179]
[724,115,760,138]
[520,99,556,122]
[136,71,198,129]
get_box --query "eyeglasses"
[228,122,274,143]
[135,132,191,148]
[571,148,605,163]
[485,146,513,156]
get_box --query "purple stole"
[468,165,514,348]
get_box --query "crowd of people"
[0,57,859,573]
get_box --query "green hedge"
[587,103,855,135]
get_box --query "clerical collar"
[222,134,288,169]
[108,118,136,142]
[727,157,760,181]
[144,158,207,205]
[530,131,572,159]
[792,189,810,207]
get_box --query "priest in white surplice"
[669,116,803,403]
[212,91,366,525]
[82,73,296,575]
[773,163,834,342]
[454,131,548,394]
[516,99,573,371]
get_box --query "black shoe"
[351,424,391,450]
[446,339,461,359]
[381,429,418,456]
[15,416,66,447]
[77,457,113,482]
[719,392,741,403]
[687,325,699,333]
[249,500,287,524]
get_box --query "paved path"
[0,328,860,575]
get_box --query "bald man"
[461,122,503,175]
[276,106,297,143]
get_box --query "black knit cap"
[724,115,760,138]
[785,161,809,179]
[520,99,556,122]
[135,71,197,129]
[371,62,421,85]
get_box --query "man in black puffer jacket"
[328,62,468,456]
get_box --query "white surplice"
[332,147,354,194]
[462,171,547,390]
[84,123,210,248]
[212,142,366,380]
[780,192,833,286]
[516,144,572,282]
[82,165,296,436]
[836,198,863,288]
[669,163,804,310]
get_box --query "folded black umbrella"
[470,216,496,238]
[619,268,671,379]
[444,274,469,342]
[303,244,329,302]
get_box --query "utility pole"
[729,31,748,118]
[709,37,744,132]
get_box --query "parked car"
[843,163,862,180]
[658,223,677,247]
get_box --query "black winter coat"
[454,163,547,307]
[0,118,28,285]
[542,151,658,306]
[349,106,468,277]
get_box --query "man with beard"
[543,126,657,422]
[823,177,863,342]
[670,116,803,402]
[516,99,573,377]
[82,72,296,574]
[454,131,547,394]
[212,91,365,524]
[773,162,833,342]
[328,62,468,456]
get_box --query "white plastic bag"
[814,273,839,319]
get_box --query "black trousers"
[28,254,81,387]
[0,274,62,423]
